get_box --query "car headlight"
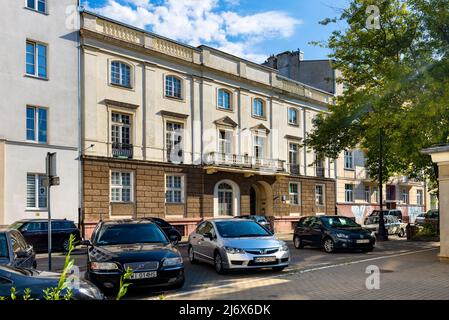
[77,286,104,300]
[163,257,183,267]
[89,262,119,271]
[336,233,350,239]
[279,241,289,251]
[224,247,245,254]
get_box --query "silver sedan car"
[188,218,290,274]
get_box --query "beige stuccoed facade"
[79,12,337,236]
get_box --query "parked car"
[83,219,184,294]
[415,210,439,226]
[293,216,376,253]
[0,265,104,300]
[143,217,182,244]
[0,228,36,269]
[9,219,81,253]
[369,209,403,221]
[363,215,407,237]
[188,218,289,274]
[237,215,272,231]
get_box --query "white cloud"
[87,0,302,63]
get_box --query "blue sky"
[83,0,349,63]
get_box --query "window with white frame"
[217,183,233,216]
[26,174,47,209]
[26,0,46,13]
[111,61,131,87]
[166,122,184,163]
[315,154,325,177]
[289,182,300,205]
[402,188,409,204]
[26,106,47,143]
[110,171,133,202]
[165,75,182,98]
[253,135,265,160]
[288,108,298,125]
[218,130,232,154]
[344,150,354,169]
[289,143,300,174]
[373,188,379,203]
[315,184,325,206]
[417,189,423,206]
[364,186,371,203]
[26,41,47,78]
[345,184,354,202]
[165,175,184,203]
[218,89,232,110]
[252,99,265,117]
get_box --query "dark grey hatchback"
[293,216,376,253]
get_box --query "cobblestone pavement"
[36,237,446,300]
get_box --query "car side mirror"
[16,250,29,258]
[203,232,213,240]
[80,239,92,246]
[169,235,179,245]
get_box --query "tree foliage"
[305,0,449,188]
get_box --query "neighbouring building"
[79,12,337,237]
[266,50,429,224]
[0,1,80,225]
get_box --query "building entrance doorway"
[249,181,273,216]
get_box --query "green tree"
[305,0,449,187]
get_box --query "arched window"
[252,98,264,117]
[111,61,131,87]
[218,183,233,216]
[218,89,231,110]
[288,108,298,125]
[165,75,182,99]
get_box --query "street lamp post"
[377,128,388,241]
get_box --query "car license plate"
[129,271,157,280]
[254,256,276,263]
[356,239,370,244]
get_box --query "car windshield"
[322,217,360,228]
[95,223,168,246]
[0,234,8,259]
[215,221,271,238]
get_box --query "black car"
[237,215,272,231]
[0,265,104,300]
[144,217,182,244]
[84,219,184,294]
[10,219,81,252]
[0,228,36,269]
[293,216,376,253]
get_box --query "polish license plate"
[356,239,370,244]
[254,256,276,263]
[129,271,157,280]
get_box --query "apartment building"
[0,1,80,225]
[266,50,429,224]
[79,12,337,236]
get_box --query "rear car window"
[0,234,9,258]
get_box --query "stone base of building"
[81,156,336,238]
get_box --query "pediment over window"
[250,123,270,134]
[104,99,139,110]
[213,116,238,128]
[285,135,302,142]
[159,110,189,119]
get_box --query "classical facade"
[79,12,337,236]
[0,0,80,225]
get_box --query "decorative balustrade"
[205,153,286,172]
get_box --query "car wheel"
[323,238,335,253]
[293,236,304,249]
[62,238,71,252]
[214,252,226,275]
[398,229,405,238]
[272,266,285,272]
[170,277,185,290]
[188,246,198,264]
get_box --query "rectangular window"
[111,112,132,158]
[402,189,409,204]
[288,108,298,125]
[315,154,325,177]
[166,175,184,203]
[218,130,232,154]
[289,143,300,174]
[110,171,132,202]
[26,174,47,209]
[166,122,183,163]
[253,136,265,159]
[344,150,354,169]
[315,184,325,206]
[252,99,264,117]
[27,0,46,13]
[364,186,371,203]
[289,182,299,205]
[26,41,47,78]
[417,189,423,206]
[345,184,354,202]
[26,107,47,143]
[372,188,379,203]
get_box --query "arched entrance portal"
[249,181,273,216]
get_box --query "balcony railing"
[112,142,133,159]
[316,167,325,177]
[288,164,301,176]
[205,153,286,172]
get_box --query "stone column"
[422,145,449,262]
